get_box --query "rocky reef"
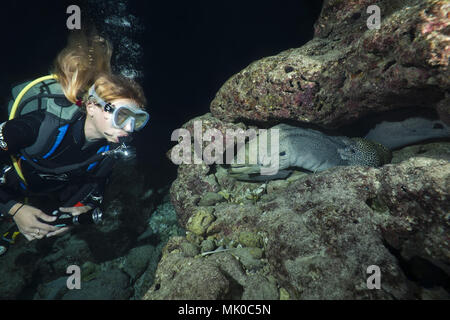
[210,0,449,128]
[144,0,450,300]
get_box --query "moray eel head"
[228,133,291,179]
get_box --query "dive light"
[46,207,103,227]
[103,136,136,160]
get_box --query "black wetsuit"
[0,110,114,216]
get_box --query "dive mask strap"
[88,84,109,109]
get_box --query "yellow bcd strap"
[8,74,58,185]
[2,231,21,244]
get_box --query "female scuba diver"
[0,31,149,245]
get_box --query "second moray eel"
[228,117,450,181]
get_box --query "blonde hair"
[52,31,146,110]
[86,74,147,109]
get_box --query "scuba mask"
[88,84,149,132]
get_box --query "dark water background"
[0,0,323,188]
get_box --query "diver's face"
[87,98,135,143]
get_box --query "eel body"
[229,124,391,181]
[229,118,449,181]
[364,117,450,149]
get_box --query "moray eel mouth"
[227,130,292,180]
[228,163,261,174]
[228,164,292,181]
[228,148,286,176]
[228,151,291,180]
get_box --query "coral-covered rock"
[162,150,450,299]
[143,237,279,300]
[169,114,249,226]
[210,0,449,127]
[143,252,231,300]
[185,207,216,236]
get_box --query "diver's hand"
[10,203,59,241]
[45,206,92,238]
